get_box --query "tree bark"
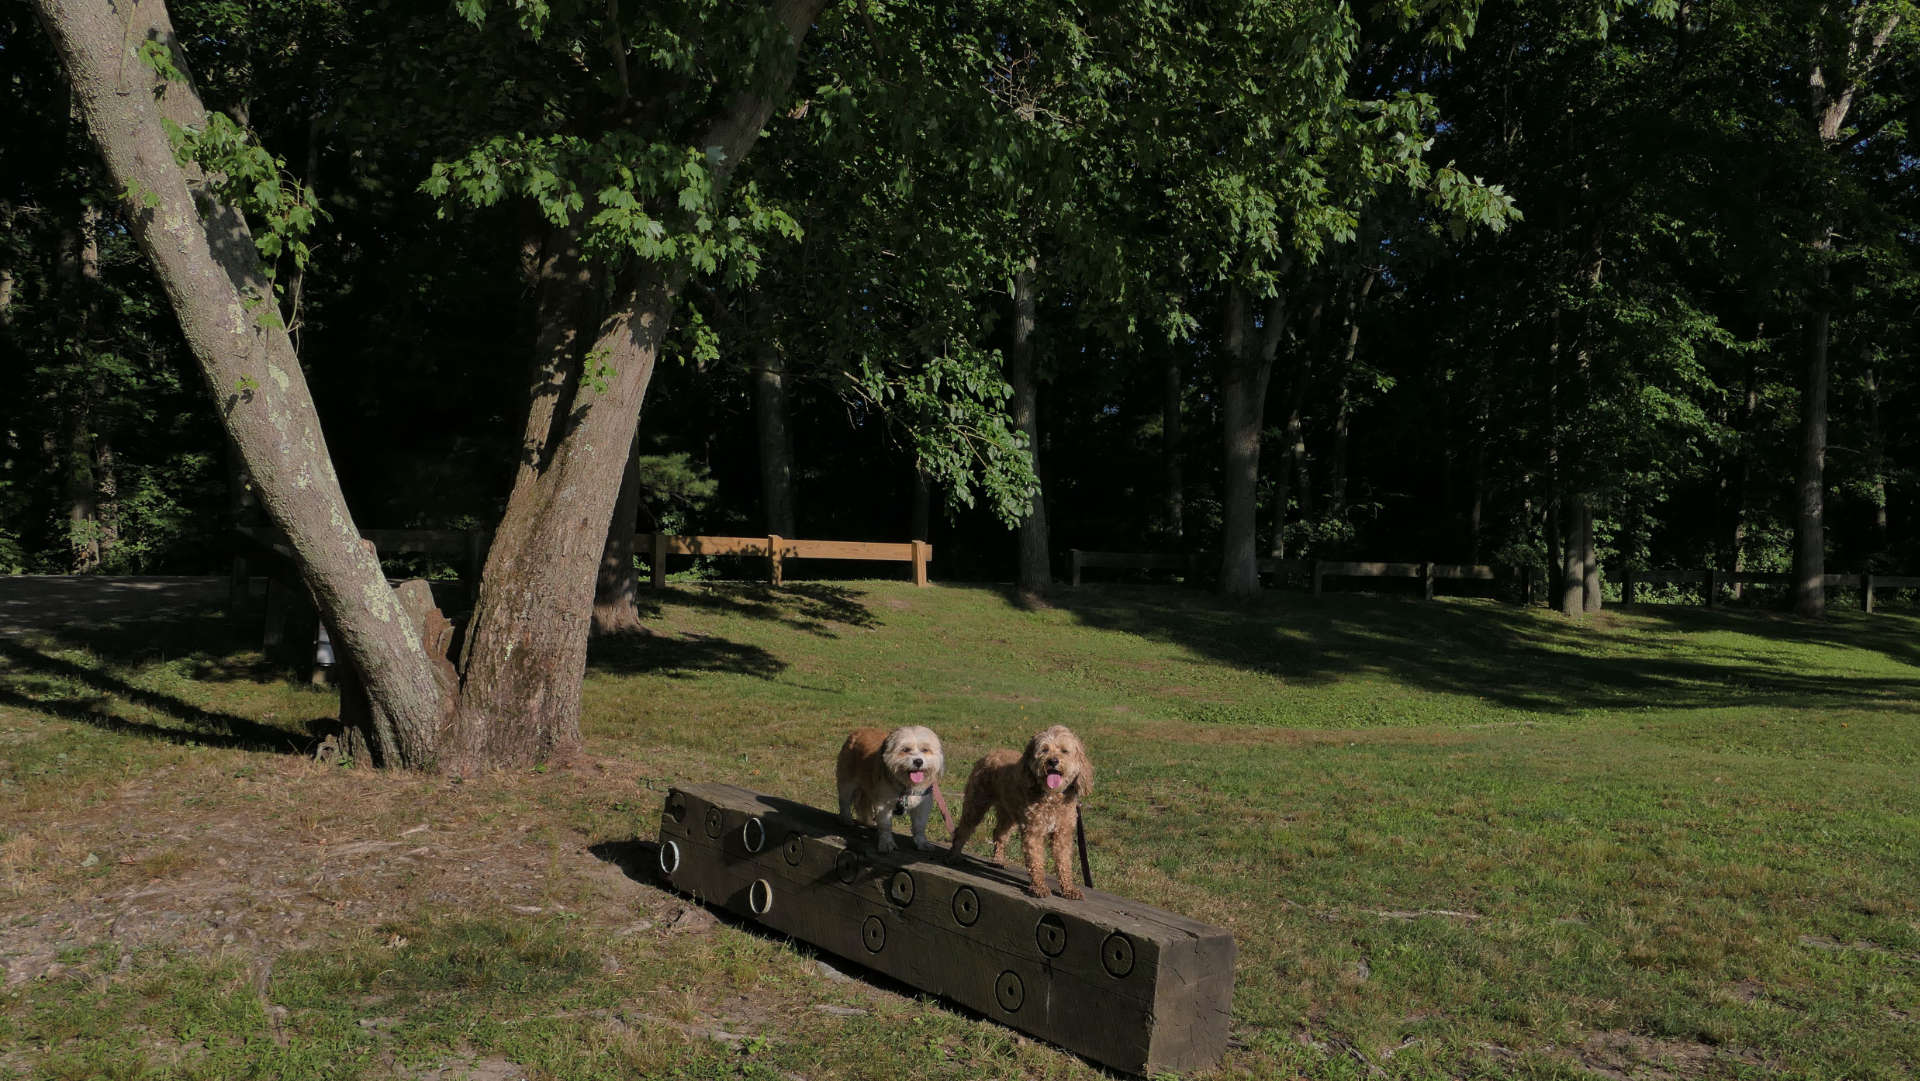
[1162,352,1183,545]
[591,427,647,636]
[1219,285,1288,596]
[753,333,797,537]
[1580,499,1601,612]
[1008,258,1049,594]
[1559,496,1585,617]
[61,208,104,573]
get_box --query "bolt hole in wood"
[887,870,915,906]
[950,886,980,926]
[741,817,766,853]
[781,834,804,866]
[1036,913,1067,957]
[995,970,1025,1012]
[657,840,680,877]
[862,915,886,953]
[747,878,774,915]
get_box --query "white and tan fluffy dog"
[836,725,945,853]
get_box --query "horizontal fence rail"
[640,533,932,588]
[1067,549,1916,614]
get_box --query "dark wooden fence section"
[1622,568,1920,613]
[1066,549,1917,613]
[639,533,932,588]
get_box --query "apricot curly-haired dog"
[836,725,944,853]
[946,725,1093,899]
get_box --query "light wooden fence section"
[640,533,932,588]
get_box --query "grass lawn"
[1,579,1916,1080]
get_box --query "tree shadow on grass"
[0,636,316,754]
[1032,585,1920,717]
[634,582,876,636]
[588,630,787,680]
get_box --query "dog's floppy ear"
[1070,757,1092,798]
[1021,733,1041,767]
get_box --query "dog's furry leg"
[946,800,985,861]
[908,795,934,851]
[872,801,898,853]
[1052,814,1083,899]
[1021,824,1051,897]
[837,783,858,825]
[988,810,1016,866]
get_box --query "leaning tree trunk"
[1008,259,1050,595]
[35,0,452,765]
[1218,285,1288,597]
[449,0,827,769]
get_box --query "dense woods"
[4,0,1915,765]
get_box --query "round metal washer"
[886,870,915,907]
[741,817,767,853]
[1101,931,1135,978]
[657,839,681,876]
[994,970,1025,1013]
[703,807,725,838]
[747,878,774,916]
[950,886,980,927]
[781,834,804,866]
[862,916,886,953]
[834,849,861,884]
[1035,914,1067,957]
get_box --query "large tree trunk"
[1162,352,1183,545]
[754,335,798,538]
[1008,259,1049,594]
[1864,365,1888,552]
[1219,285,1287,596]
[61,208,104,573]
[40,0,824,771]
[1727,351,1758,598]
[448,0,826,769]
[911,467,931,542]
[37,0,454,764]
[1793,8,1902,618]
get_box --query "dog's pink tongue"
[909,771,927,784]
[1046,772,1065,790]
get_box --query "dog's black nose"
[1046,757,1060,770]
[911,757,924,768]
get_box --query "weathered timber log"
[655,783,1235,1076]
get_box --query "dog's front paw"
[1058,885,1085,901]
[911,836,936,852]
[875,835,896,854]
[1025,881,1051,898]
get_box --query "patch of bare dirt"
[0,754,687,990]
[1575,1031,1762,1081]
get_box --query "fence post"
[1623,569,1637,606]
[1704,568,1717,608]
[1863,572,1875,615]
[650,532,668,590]
[768,535,784,587]
[1070,549,1082,588]
[1422,562,1435,601]
[911,540,930,587]
[1312,561,1325,597]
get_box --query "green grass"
[3,581,1918,1079]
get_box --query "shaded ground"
[0,576,232,637]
